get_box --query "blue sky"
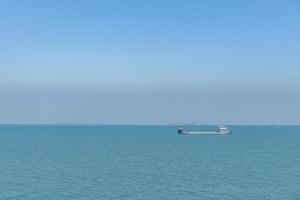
[0,0,300,124]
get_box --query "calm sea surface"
[0,125,300,200]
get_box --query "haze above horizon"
[1,0,300,124]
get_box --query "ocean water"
[0,125,300,200]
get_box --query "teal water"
[0,125,300,199]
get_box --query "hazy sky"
[1,0,300,124]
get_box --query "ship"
[177,125,231,135]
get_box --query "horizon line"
[0,123,300,126]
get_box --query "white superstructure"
[217,125,231,135]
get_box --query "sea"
[0,125,299,200]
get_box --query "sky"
[0,0,300,124]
